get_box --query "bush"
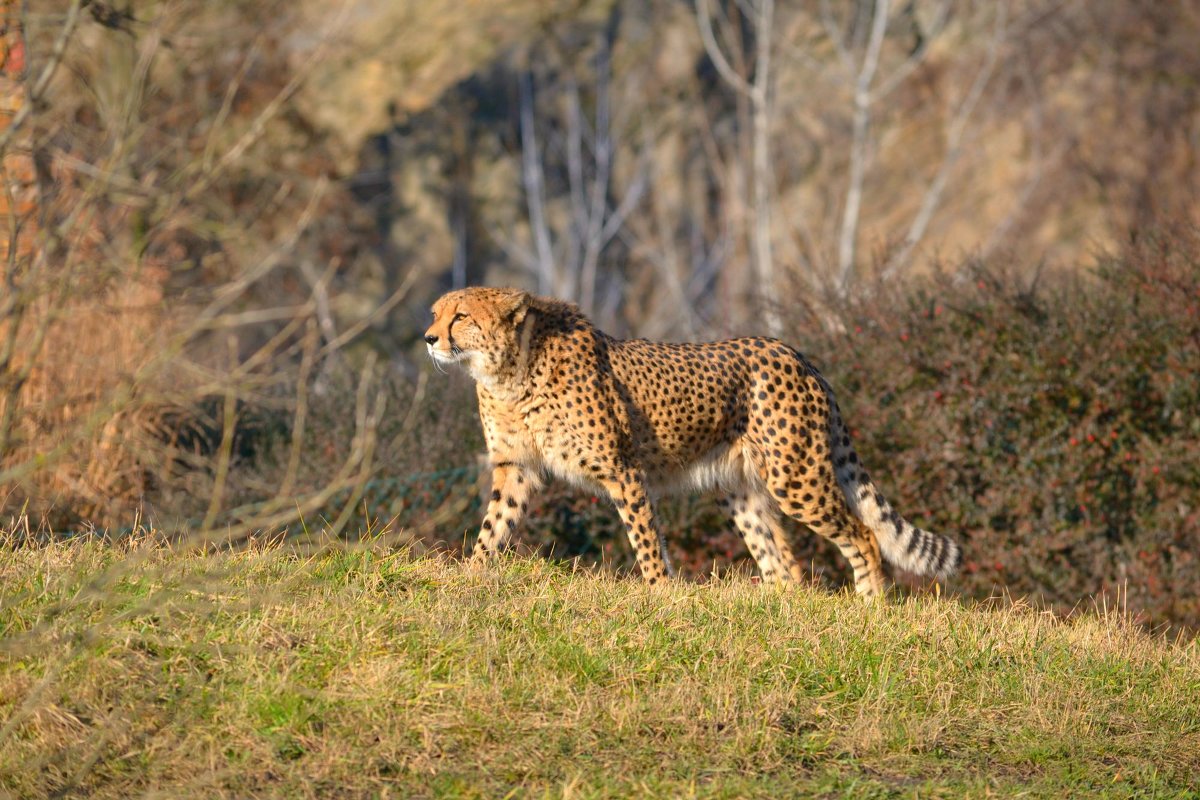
[799,229,1200,630]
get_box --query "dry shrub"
[1,2,382,535]
[212,361,486,545]
[1,265,170,525]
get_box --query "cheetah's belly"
[641,440,759,497]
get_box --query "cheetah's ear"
[499,290,531,326]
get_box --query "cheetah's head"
[424,287,531,385]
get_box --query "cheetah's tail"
[827,400,962,580]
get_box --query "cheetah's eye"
[452,312,469,323]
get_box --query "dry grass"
[2,533,1198,798]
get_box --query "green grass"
[2,538,1199,798]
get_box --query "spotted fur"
[424,287,961,594]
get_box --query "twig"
[0,0,85,156]
[836,0,891,294]
[518,70,556,296]
[882,2,1008,281]
[200,336,240,532]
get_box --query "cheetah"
[423,287,961,595]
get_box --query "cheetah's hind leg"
[750,451,888,597]
[773,480,889,598]
[716,491,804,584]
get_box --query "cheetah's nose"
[424,334,438,345]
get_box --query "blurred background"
[1,0,1198,629]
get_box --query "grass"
[2,536,1199,798]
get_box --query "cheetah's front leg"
[471,463,538,560]
[601,469,671,585]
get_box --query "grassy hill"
[2,537,1199,798]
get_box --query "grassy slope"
[2,540,1199,799]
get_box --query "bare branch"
[694,0,753,97]
[270,321,317,507]
[200,336,240,532]
[983,51,1064,259]
[166,5,352,214]
[299,257,341,347]
[317,265,421,358]
[488,224,539,274]
[0,0,85,156]
[882,3,1008,280]
[874,0,952,99]
[579,36,613,316]
[750,0,779,333]
[819,0,855,74]
[836,0,891,293]
[565,78,589,271]
[202,38,264,173]
[518,70,556,295]
[599,164,647,247]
